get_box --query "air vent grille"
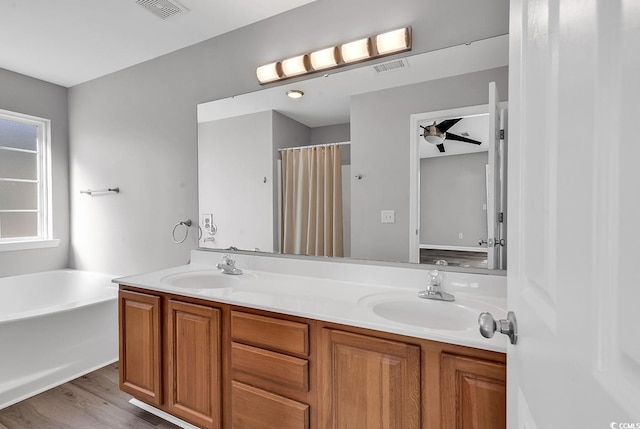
[136,0,188,20]
[373,58,410,73]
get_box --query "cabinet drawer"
[231,381,309,429]
[231,342,309,392]
[231,311,309,356]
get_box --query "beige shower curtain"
[281,145,344,257]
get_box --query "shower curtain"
[281,145,344,257]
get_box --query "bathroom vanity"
[116,251,507,429]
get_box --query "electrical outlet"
[459,233,463,239]
[202,214,214,234]
[381,210,395,224]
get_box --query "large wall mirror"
[197,34,508,273]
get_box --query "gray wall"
[199,110,311,254]
[310,123,350,144]
[0,68,69,277]
[68,0,509,275]
[310,123,351,164]
[198,111,274,252]
[420,152,488,247]
[350,66,508,262]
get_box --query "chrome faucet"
[216,254,243,275]
[418,270,455,302]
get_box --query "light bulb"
[340,38,371,63]
[256,62,282,84]
[375,28,410,55]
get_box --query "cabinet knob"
[478,311,518,345]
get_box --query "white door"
[486,82,503,269]
[507,0,640,427]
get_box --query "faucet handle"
[221,254,234,265]
[427,269,441,285]
[419,269,454,301]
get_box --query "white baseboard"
[129,398,200,429]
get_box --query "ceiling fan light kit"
[424,135,445,145]
[420,118,482,153]
[256,27,411,84]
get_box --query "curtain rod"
[278,141,350,152]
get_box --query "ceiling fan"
[420,118,482,153]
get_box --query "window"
[0,109,55,249]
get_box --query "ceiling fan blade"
[436,118,462,133]
[445,132,482,145]
[436,143,446,153]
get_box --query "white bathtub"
[0,269,118,409]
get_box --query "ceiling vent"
[136,0,189,20]
[372,58,410,74]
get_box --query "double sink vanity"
[116,250,507,429]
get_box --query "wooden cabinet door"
[119,290,162,406]
[319,329,421,429]
[167,299,221,429]
[441,353,506,429]
[231,381,309,429]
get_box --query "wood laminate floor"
[420,248,488,269]
[0,363,180,429]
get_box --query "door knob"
[478,311,518,345]
[478,238,506,247]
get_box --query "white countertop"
[115,250,508,353]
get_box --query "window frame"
[0,108,58,251]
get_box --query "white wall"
[68,0,509,275]
[0,68,69,277]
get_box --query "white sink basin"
[161,270,255,289]
[371,300,477,330]
[358,291,488,331]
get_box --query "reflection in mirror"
[197,34,509,272]
[414,108,492,269]
[409,85,507,270]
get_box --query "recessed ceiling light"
[286,90,304,99]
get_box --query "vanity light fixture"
[256,27,412,84]
[310,46,340,71]
[340,37,372,63]
[375,27,411,55]
[281,55,310,77]
[286,90,304,99]
[256,62,282,84]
